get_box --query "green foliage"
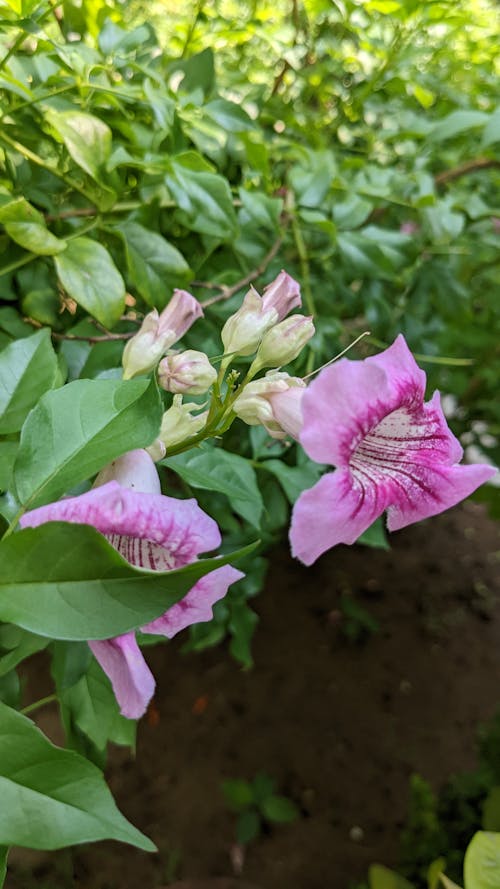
[0,522,255,639]
[0,0,499,874]
[0,701,155,852]
[222,772,299,846]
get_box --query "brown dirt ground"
[7,501,500,889]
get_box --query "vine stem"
[194,227,287,307]
[21,694,58,716]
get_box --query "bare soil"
[7,501,500,889]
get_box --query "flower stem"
[21,693,58,716]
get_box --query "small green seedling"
[222,772,299,845]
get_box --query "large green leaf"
[165,159,237,238]
[163,449,263,528]
[0,198,66,255]
[14,377,162,509]
[0,522,256,639]
[464,831,500,889]
[45,109,112,182]
[54,237,125,328]
[0,329,58,434]
[116,221,190,308]
[0,700,155,851]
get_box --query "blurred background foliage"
[0,0,499,660]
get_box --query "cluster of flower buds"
[221,270,309,360]
[122,290,203,380]
[233,371,305,440]
[120,271,315,458]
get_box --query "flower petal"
[141,565,244,638]
[290,469,385,565]
[20,482,221,566]
[300,334,426,467]
[89,633,155,720]
[387,462,497,531]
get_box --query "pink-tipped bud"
[232,371,305,440]
[267,387,305,440]
[221,287,277,359]
[122,290,203,380]
[251,315,315,373]
[221,270,302,360]
[93,449,161,494]
[158,350,217,395]
[261,270,301,321]
[158,396,208,450]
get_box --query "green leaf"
[62,658,136,751]
[0,625,49,678]
[0,198,66,255]
[116,222,190,308]
[464,831,500,889]
[428,858,447,889]
[54,237,126,328]
[482,110,500,147]
[163,449,263,528]
[259,459,323,504]
[0,329,58,434]
[0,442,17,492]
[222,778,254,811]
[0,846,7,889]
[482,788,500,832]
[357,517,390,550]
[0,700,155,851]
[228,599,258,668]
[236,810,260,845]
[165,160,237,239]
[45,109,112,182]
[369,864,416,889]
[204,99,254,132]
[0,523,256,640]
[260,795,299,824]
[14,377,162,509]
[429,111,489,142]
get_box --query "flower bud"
[93,449,161,494]
[221,271,301,360]
[158,350,217,395]
[158,396,208,450]
[267,386,304,440]
[233,372,305,440]
[250,315,315,373]
[122,290,203,380]
[261,270,301,321]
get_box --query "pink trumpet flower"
[20,450,243,719]
[290,335,496,566]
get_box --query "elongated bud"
[233,371,305,440]
[93,449,161,494]
[158,396,208,450]
[250,315,315,374]
[158,350,217,395]
[261,270,301,321]
[221,271,302,360]
[221,287,276,359]
[122,290,203,380]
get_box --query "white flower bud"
[250,315,314,373]
[158,396,208,450]
[233,372,305,440]
[158,350,217,395]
